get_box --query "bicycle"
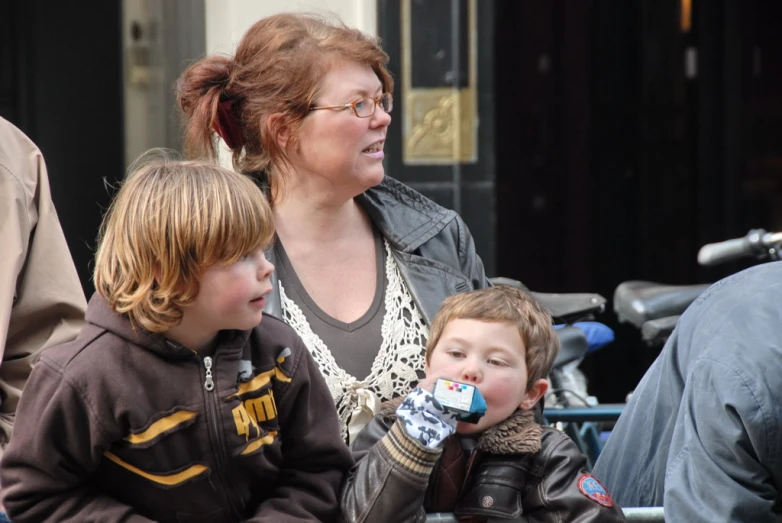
[615,228,782,348]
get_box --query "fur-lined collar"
[381,397,542,455]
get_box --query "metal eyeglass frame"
[309,92,393,118]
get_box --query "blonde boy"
[341,285,626,522]
[0,155,352,523]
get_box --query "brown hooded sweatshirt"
[0,293,353,523]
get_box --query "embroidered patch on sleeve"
[577,474,614,507]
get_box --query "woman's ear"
[266,113,290,150]
[519,378,549,411]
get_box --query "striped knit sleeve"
[378,419,443,479]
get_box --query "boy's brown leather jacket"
[341,402,627,522]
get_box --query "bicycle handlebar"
[697,229,782,266]
[697,237,754,266]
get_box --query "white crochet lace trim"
[279,239,429,441]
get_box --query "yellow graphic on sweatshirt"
[228,348,292,449]
[104,451,208,486]
[227,348,293,401]
[227,366,291,400]
[240,430,278,455]
[232,390,278,440]
[124,410,198,445]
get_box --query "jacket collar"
[355,177,456,253]
[381,397,543,455]
[477,408,542,455]
[85,293,251,360]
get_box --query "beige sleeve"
[0,121,87,456]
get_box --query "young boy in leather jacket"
[0,155,352,523]
[340,285,626,522]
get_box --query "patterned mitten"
[396,387,459,449]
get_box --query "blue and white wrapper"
[396,388,459,449]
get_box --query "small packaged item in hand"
[432,379,487,424]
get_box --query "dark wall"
[378,0,497,277]
[586,0,692,400]
[494,0,592,293]
[495,0,782,401]
[0,1,124,298]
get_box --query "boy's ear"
[519,378,549,411]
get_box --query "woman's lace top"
[279,240,429,441]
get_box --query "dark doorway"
[493,0,782,402]
[0,0,125,298]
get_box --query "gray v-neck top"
[273,230,387,380]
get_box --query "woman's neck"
[273,187,370,248]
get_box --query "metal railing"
[543,404,625,423]
[425,507,664,522]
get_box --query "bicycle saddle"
[532,291,606,322]
[613,280,709,328]
[489,277,607,322]
[552,326,589,369]
[641,315,680,347]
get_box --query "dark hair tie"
[213,99,244,149]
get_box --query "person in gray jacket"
[593,261,782,522]
[176,12,489,443]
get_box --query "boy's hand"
[396,388,459,449]
[414,374,441,393]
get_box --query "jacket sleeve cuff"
[378,419,443,480]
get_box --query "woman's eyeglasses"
[309,92,393,118]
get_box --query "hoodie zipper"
[203,356,215,391]
[199,355,244,518]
